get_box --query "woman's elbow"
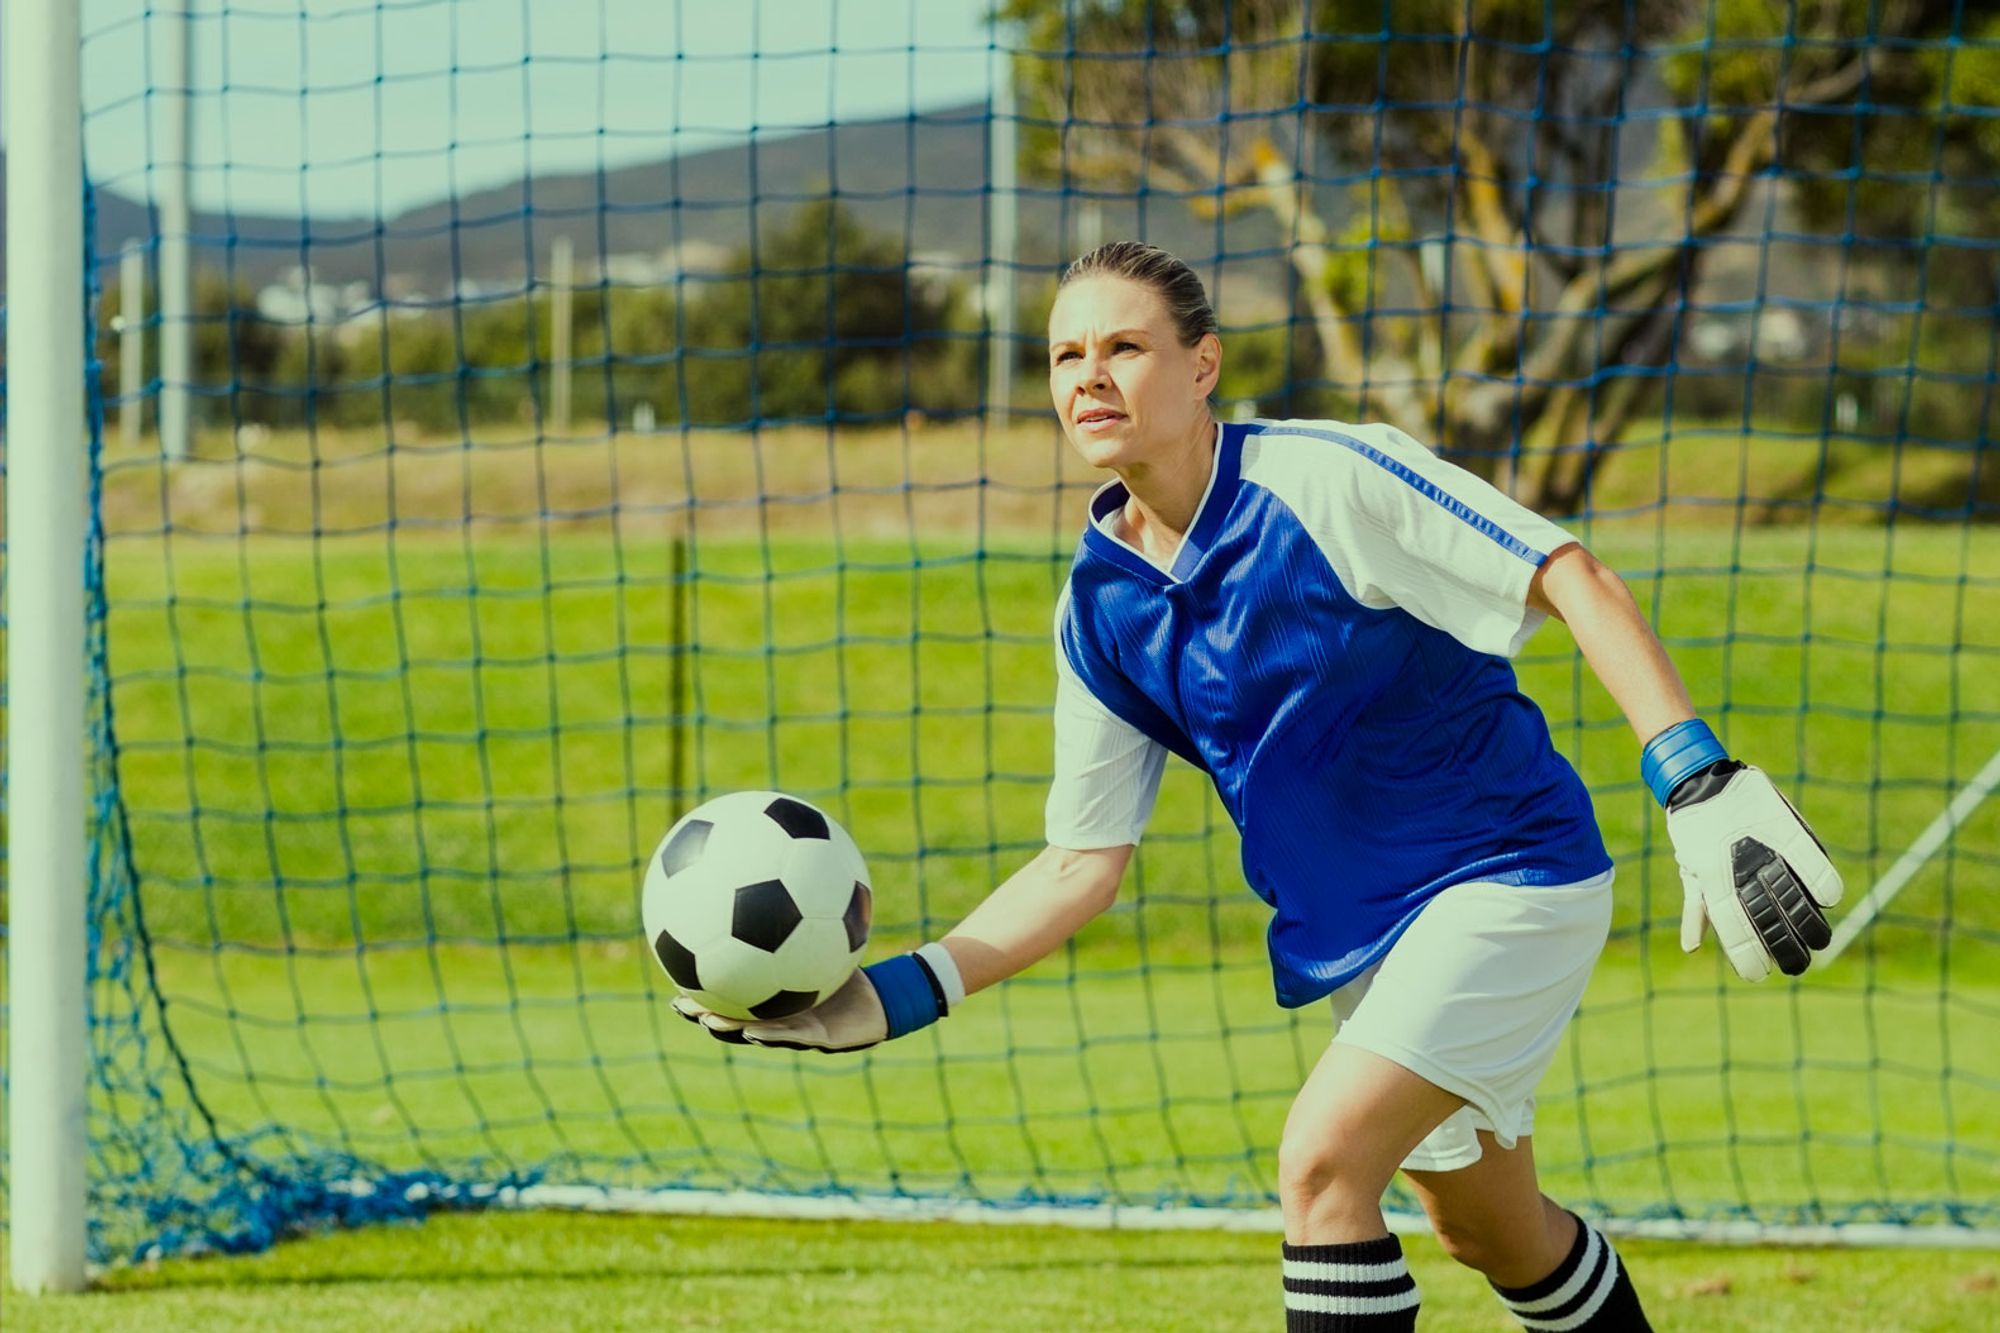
[1044,842,1130,915]
[1529,541,1621,621]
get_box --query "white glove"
[671,968,891,1053]
[1665,761,1843,981]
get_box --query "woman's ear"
[1193,331,1222,399]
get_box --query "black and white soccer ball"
[642,790,872,1022]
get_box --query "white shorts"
[1327,869,1614,1173]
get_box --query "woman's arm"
[941,843,1133,996]
[676,842,1133,1049]
[1524,540,1843,981]
[1525,541,1694,741]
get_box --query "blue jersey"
[1046,418,1611,1008]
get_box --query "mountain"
[1,106,1287,300]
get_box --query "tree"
[1001,0,1992,510]
[680,198,974,426]
[96,272,289,434]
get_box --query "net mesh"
[1,0,1995,1261]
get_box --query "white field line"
[1820,741,2000,967]
[405,1183,2000,1249]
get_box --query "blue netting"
[0,0,1995,1263]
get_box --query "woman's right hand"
[670,966,892,1053]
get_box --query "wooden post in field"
[986,33,1018,433]
[121,240,145,446]
[551,235,574,434]
[158,0,192,460]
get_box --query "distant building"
[257,266,374,326]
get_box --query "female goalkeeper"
[675,241,1842,1333]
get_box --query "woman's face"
[1047,275,1218,470]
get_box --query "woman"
[676,241,1842,1331]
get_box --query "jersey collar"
[1084,419,1255,584]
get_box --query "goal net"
[4,0,1995,1263]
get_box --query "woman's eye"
[1115,342,1138,353]
[1054,350,1079,363]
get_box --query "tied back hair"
[1059,241,1218,350]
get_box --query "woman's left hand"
[1664,761,1844,981]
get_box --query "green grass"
[97,521,2000,959]
[4,422,1997,1315]
[65,515,2000,1237]
[7,1212,1998,1332]
[60,938,2000,1227]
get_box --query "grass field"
[4,419,1997,1322]
[8,1211,1999,1332]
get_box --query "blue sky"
[75,0,1001,218]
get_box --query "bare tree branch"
[1445,23,1536,324]
[1007,1,1908,495]
[1524,283,1685,510]
[1373,173,1442,376]
[1793,54,1869,109]
[1250,139,1436,436]
[1453,85,1783,438]
[1456,124,1532,315]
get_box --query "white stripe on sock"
[1517,1251,1621,1333]
[1501,1225,1602,1315]
[1285,1287,1422,1316]
[1281,1257,1409,1284]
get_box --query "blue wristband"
[862,953,946,1039]
[1641,718,1729,807]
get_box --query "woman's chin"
[1067,430,1138,470]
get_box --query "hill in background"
[1,105,1289,306]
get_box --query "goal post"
[4,0,91,1295]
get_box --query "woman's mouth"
[1076,408,1124,430]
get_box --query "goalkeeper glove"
[671,942,965,1053]
[1646,719,1843,981]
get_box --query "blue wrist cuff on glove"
[1641,718,1729,807]
[863,953,947,1039]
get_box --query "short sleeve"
[1239,420,1582,658]
[1044,589,1168,850]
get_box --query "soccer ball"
[641,790,872,1022]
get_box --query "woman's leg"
[1404,1130,1653,1331]
[1400,1130,1571,1285]
[1279,1041,1463,1241]
[1274,1041,1462,1330]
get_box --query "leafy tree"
[681,198,973,426]
[334,308,458,432]
[599,284,680,425]
[96,272,289,433]
[1001,0,1993,509]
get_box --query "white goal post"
[4,0,90,1297]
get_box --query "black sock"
[1281,1235,1419,1331]
[1490,1212,1652,1331]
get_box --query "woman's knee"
[1276,1122,1390,1208]
[1425,1200,1566,1282]
[1426,1211,1506,1272]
